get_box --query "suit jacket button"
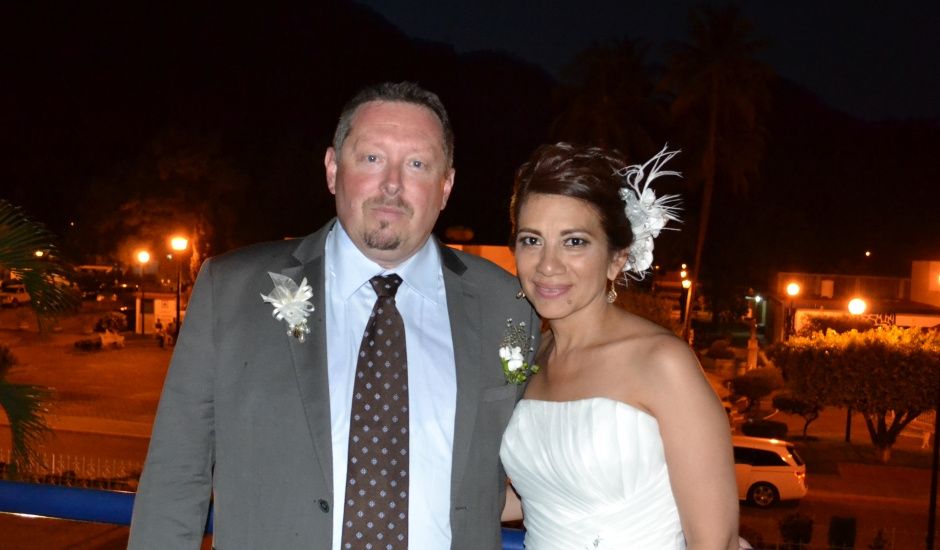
[318,499,330,513]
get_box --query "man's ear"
[440,168,455,210]
[324,147,338,195]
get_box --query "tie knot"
[370,274,402,298]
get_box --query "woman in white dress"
[499,143,740,549]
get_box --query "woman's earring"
[515,289,526,300]
[606,281,618,303]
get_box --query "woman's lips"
[533,283,570,298]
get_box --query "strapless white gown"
[500,397,686,549]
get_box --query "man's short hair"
[332,81,454,168]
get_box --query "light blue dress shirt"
[325,222,457,550]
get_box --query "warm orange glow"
[865,250,872,257]
[786,282,801,297]
[34,250,44,257]
[171,236,189,252]
[679,270,688,279]
[848,298,867,315]
[136,250,151,264]
[681,279,692,289]
[681,263,688,270]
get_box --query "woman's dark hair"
[510,142,632,251]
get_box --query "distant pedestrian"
[154,319,165,348]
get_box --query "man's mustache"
[364,196,413,217]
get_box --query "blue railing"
[0,480,525,549]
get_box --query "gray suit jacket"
[128,219,538,549]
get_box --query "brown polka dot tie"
[341,274,409,549]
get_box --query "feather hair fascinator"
[616,145,682,280]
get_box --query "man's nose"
[380,163,403,195]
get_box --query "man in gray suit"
[128,81,537,549]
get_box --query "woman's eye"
[565,237,587,247]
[517,236,540,247]
[410,159,424,169]
[366,154,378,163]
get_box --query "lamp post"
[136,250,150,335]
[170,236,188,338]
[679,263,695,343]
[784,282,801,341]
[843,297,867,444]
[680,277,692,323]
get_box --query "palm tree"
[0,199,77,471]
[551,38,666,159]
[661,5,773,338]
[0,345,49,472]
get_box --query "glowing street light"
[136,250,151,335]
[848,297,867,316]
[786,282,801,297]
[784,282,801,341]
[170,236,189,338]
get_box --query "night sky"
[356,1,940,122]
[3,1,940,295]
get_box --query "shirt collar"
[327,221,443,305]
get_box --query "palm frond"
[0,377,51,472]
[0,200,79,324]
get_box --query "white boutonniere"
[260,272,315,342]
[499,318,538,385]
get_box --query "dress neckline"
[519,396,655,419]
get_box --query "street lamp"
[847,297,867,315]
[680,277,693,342]
[136,250,150,335]
[170,236,189,338]
[784,282,801,341]
[843,296,868,445]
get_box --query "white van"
[733,435,807,507]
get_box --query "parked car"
[0,283,31,307]
[96,282,137,303]
[733,435,807,508]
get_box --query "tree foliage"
[0,200,79,327]
[616,287,682,337]
[797,313,876,336]
[80,130,250,272]
[552,39,664,158]
[769,327,940,461]
[0,345,50,472]
[733,367,782,411]
[661,5,773,337]
[0,201,63,471]
[772,392,822,437]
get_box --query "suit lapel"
[282,222,334,491]
[440,244,482,496]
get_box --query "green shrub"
[779,512,813,549]
[798,314,875,336]
[828,516,856,549]
[733,367,783,409]
[708,339,736,359]
[74,337,103,351]
[773,393,822,437]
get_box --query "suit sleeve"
[128,259,217,549]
